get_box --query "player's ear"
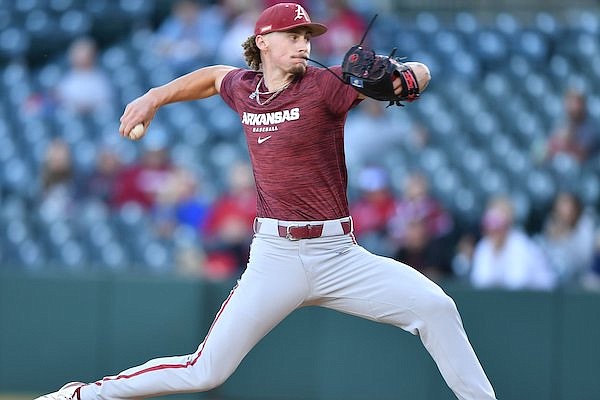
[256,34,268,51]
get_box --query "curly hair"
[242,35,261,71]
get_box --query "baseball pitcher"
[38,3,496,400]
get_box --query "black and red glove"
[341,44,420,106]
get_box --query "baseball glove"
[341,44,420,106]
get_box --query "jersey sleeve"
[219,68,244,112]
[318,66,362,115]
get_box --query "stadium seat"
[16,239,45,269]
[576,169,600,205]
[0,28,30,62]
[99,241,130,270]
[526,169,556,204]
[1,5,599,272]
[454,11,479,35]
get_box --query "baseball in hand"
[128,123,146,140]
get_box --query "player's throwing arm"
[118,65,235,140]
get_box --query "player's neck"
[261,67,294,93]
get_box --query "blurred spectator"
[215,0,260,67]
[536,191,596,285]
[22,91,56,118]
[153,166,212,280]
[541,89,599,164]
[451,232,477,279]
[388,172,453,246]
[582,232,600,290]
[393,217,447,281]
[591,230,600,282]
[80,146,123,206]
[153,167,212,238]
[55,37,113,114]
[313,0,366,63]
[470,196,555,291]
[112,132,175,210]
[175,242,207,279]
[39,139,76,219]
[344,99,407,165]
[387,172,454,277]
[594,232,600,273]
[402,123,431,153]
[153,0,225,75]
[350,166,397,255]
[202,162,257,279]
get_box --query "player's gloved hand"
[341,44,425,106]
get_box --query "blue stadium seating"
[0,4,598,272]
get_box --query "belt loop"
[253,218,262,233]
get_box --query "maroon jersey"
[220,66,361,221]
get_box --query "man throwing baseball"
[38,3,496,399]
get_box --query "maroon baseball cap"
[254,3,327,37]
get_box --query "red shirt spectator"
[350,166,397,237]
[202,162,257,278]
[82,146,123,205]
[203,162,257,238]
[388,172,453,245]
[112,144,174,210]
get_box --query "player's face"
[264,29,312,76]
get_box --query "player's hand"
[392,74,402,95]
[391,62,431,96]
[119,91,160,138]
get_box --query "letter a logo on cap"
[254,3,327,37]
[294,4,309,21]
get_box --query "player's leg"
[309,235,496,400]
[79,235,309,399]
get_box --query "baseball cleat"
[34,382,85,400]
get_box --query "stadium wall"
[0,271,598,400]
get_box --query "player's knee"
[204,373,228,390]
[438,292,459,315]
[421,290,459,318]
[190,365,231,391]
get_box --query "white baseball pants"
[80,217,496,400]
